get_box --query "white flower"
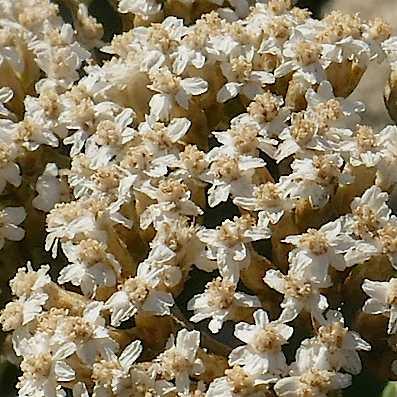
[217,49,275,103]
[58,239,121,297]
[264,269,330,323]
[321,34,370,68]
[138,178,203,230]
[62,99,121,156]
[295,310,370,375]
[30,23,91,87]
[188,276,261,333]
[172,24,209,75]
[362,278,397,334]
[305,80,364,129]
[275,112,329,162]
[172,144,208,183]
[234,181,293,224]
[148,67,208,121]
[234,92,290,143]
[0,124,22,193]
[0,206,26,249]
[17,333,76,397]
[284,153,352,208]
[285,220,353,285]
[203,151,266,207]
[342,125,383,168]
[274,368,351,397]
[9,262,51,298]
[24,89,67,139]
[32,163,61,212]
[274,32,326,85]
[141,242,184,288]
[118,0,162,18]
[229,309,293,375]
[198,216,270,282]
[131,16,187,54]
[85,108,136,167]
[137,116,191,159]
[92,340,143,396]
[0,293,48,331]
[151,217,214,273]
[207,366,277,397]
[8,113,59,151]
[155,329,204,394]
[53,301,118,365]
[45,201,104,258]
[346,185,391,240]
[105,261,174,327]
[211,124,264,157]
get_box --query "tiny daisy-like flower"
[233,91,290,142]
[342,125,383,168]
[92,340,143,396]
[9,113,59,151]
[229,309,293,375]
[198,215,271,282]
[105,261,174,327]
[32,163,61,212]
[17,333,76,397]
[86,108,136,167]
[203,151,266,207]
[148,67,208,121]
[155,329,204,395]
[9,262,51,298]
[207,365,277,397]
[188,275,261,333]
[295,310,370,375]
[344,185,391,240]
[305,80,365,129]
[274,368,352,397]
[234,180,293,224]
[362,278,397,334]
[45,200,104,258]
[138,116,191,158]
[274,31,326,85]
[217,49,275,103]
[284,153,352,208]
[285,219,353,284]
[138,178,203,230]
[53,301,118,365]
[264,269,330,323]
[58,239,121,297]
[0,293,48,331]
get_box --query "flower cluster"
[1,0,397,396]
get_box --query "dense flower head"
[1,0,397,396]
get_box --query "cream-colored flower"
[188,276,260,333]
[155,329,204,394]
[229,309,293,375]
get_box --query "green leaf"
[382,382,397,397]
